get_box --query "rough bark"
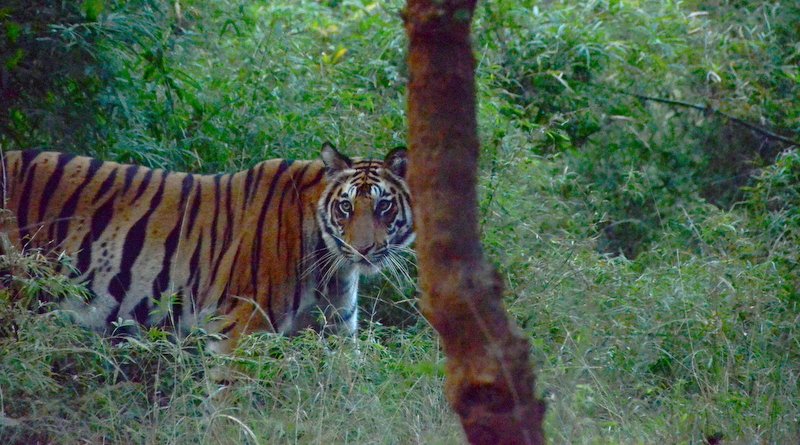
[403,1,546,444]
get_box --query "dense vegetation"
[1,0,798,443]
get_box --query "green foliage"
[1,0,103,150]
[1,0,799,443]
[478,0,799,256]
[743,149,800,306]
[1,280,454,444]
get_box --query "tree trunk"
[403,1,546,444]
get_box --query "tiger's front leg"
[318,268,360,337]
[289,285,359,337]
[286,267,360,338]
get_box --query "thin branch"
[590,83,800,147]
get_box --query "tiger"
[0,143,414,352]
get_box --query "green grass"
[0,307,458,443]
[1,0,799,443]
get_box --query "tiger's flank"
[0,144,414,352]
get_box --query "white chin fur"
[357,262,381,275]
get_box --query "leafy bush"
[477,0,799,257]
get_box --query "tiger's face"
[318,143,414,275]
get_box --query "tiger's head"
[317,143,414,275]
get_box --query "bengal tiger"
[0,144,414,352]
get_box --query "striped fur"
[0,144,413,352]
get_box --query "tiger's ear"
[383,146,407,178]
[320,142,352,174]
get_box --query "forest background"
[1,0,798,443]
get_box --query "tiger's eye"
[338,200,352,213]
[376,200,392,213]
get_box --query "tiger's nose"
[355,243,375,256]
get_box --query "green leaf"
[81,0,104,21]
[0,416,21,427]
[5,21,21,43]
[4,48,24,70]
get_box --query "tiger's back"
[0,146,413,352]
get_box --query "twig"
[589,83,800,147]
